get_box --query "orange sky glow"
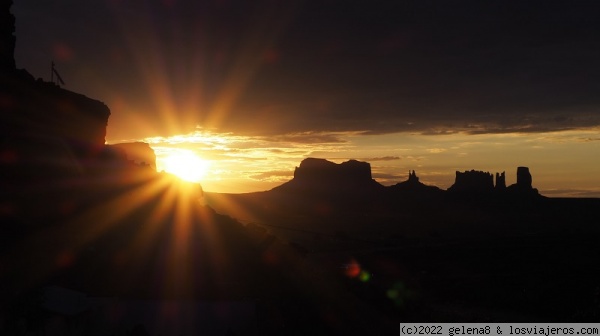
[14,1,600,199]
[110,127,600,197]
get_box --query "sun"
[162,150,210,182]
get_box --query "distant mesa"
[449,167,539,197]
[449,170,495,193]
[295,158,372,182]
[271,158,541,200]
[273,158,383,194]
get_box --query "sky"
[11,0,600,196]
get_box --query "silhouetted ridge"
[273,158,383,194]
[388,170,442,197]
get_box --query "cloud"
[248,170,294,181]
[540,189,600,198]
[579,137,600,142]
[405,156,425,162]
[20,0,600,139]
[362,156,402,162]
[426,148,446,154]
[265,132,350,144]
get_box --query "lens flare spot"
[359,270,371,282]
[345,259,361,278]
[386,281,413,307]
[0,150,17,163]
[53,42,74,61]
[386,289,399,299]
[262,250,279,265]
[56,250,75,268]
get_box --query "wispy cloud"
[266,132,352,144]
[540,189,600,198]
[362,156,402,161]
[248,170,294,182]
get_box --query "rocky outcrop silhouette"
[1,79,110,147]
[516,166,532,188]
[448,168,540,198]
[1,1,109,158]
[273,158,383,195]
[110,142,157,170]
[0,2,151,220]
[507,166,539,196]
[448,170,495,193]
[388,170,442,197]
[0,0,116,192]
[495,171,506,189]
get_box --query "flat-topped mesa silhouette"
[272,158,384,195]
[448,170,495,193]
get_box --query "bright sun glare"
[162,150,209,182]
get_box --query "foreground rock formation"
[2,5,392,334]
[0,1,159,220]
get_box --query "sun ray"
[70,176,172,248]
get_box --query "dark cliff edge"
[0,4,392,334]
[0,1,160,220]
